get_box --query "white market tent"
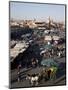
[44,36,52,41]
[53,36,60,41]
[10,42,29,61]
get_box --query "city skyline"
[10,2,65,22]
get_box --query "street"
[10,57,66,88]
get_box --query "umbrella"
[40,44,52,55]
[41,58,59,67]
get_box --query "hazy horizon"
[10,2,65,22]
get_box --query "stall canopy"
[44,36,52,41]
[44,44,53,50]
[41,58,59,67]
[53,36,60,41]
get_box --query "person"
[26,74,32,84]
[17,71,21,82]
[48,41,50,45]
[36,58,39,67]
[41,68,48,81]
[31,73,39,86]
[58,52,61,58]
[31,58,36,68]
[47,68,51,80]
[17,62,22,82]
[17,62,22,71]
[49,67,58,80]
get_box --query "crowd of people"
[17,58,39,82]
[16,37,65,86]
[26,66,58,86]
[17,64,58,86]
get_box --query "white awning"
[53,36,60,40]
[44,36,52,41]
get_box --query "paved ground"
[10,57,66,88]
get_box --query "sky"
[10,2,65,22]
